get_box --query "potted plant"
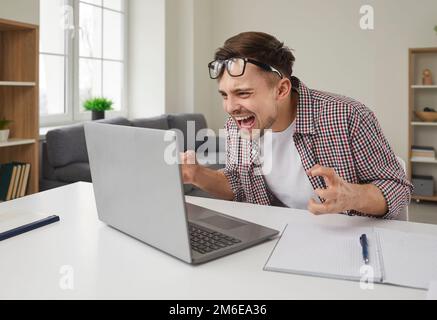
[0,118,12,142]
[83,97,113,121]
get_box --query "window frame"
[39,0,128,127]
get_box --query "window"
[39,0,127,126]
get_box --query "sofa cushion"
[131,115,169,130]
[95,117,132,126]
[54,162,92,183]
[47,117,132,168]
[41,142,57,181]
[186,186,216,199]
[47,123,89,168]
[167,113,208,151]
[40,178,69,191]
[183,184,193,194]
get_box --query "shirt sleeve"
[221,119,246,202]
[349,106,413,219]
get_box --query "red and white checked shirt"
[222,77,413,219]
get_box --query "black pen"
[360,234,369,264]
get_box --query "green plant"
[83,97,113,112]
[0,118,12,130]
[435,25,437,34]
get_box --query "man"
[181,31,412,219]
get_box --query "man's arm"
[180,151,234,201]
[349,108,413,218]
[307,105,412,219]
[307,165,388,217]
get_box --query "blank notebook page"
[376,228,437,290]
[265,222,382,282]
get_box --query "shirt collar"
[292,76,316,135]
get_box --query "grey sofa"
[40,113,225,198]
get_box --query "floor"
[409,201,437,225]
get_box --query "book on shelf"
[411,145,434,150]
[6,166,17,201]
[411,145,435,159]
[0,163,15,201]
[11,165,22,200]
[18,164,31,198]
[0,162,31,202]
[411,151,435,158]
[412,153,434,158]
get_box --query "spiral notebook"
[264,222,437,290]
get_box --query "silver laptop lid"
[84,122,192,263]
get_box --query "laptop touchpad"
[200,215,246,230]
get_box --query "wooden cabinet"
[0,18,39,195]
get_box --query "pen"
[360,234,369,264]
[0,215,60,242]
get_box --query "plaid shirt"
[222,77,413,219]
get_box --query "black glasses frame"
[208,57,283,80]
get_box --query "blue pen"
[360,234,369,264]
[0,215,60,242]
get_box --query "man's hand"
[179,150,234,201]
[180,150,198,185]
[307,165,357,214]
[306,165,388,216]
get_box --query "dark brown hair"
[214,31,295,80]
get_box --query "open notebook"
[264,222,437,290]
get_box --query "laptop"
[84,122,279,264]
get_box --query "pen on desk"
[0,215,60,242]
[360,234,369,264]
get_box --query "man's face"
[218,64,279,140]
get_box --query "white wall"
[0,0,39,25]
[165,0,213,122]
[130,0,209,118]
[128,0,437,162]
[128,0,166,118]
[192,0,213,121]
[165,0,194,114]
[204,0,437,161]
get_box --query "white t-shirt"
[260,121,318,209]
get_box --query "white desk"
[0,182,435,300]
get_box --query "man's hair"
[214,31,295,81]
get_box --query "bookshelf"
[0,18,39,196]
[408,47,437,203]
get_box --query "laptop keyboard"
[189,223,242,255]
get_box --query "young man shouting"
[181,32,412,219]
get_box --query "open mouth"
[235,115,256,130]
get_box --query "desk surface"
[0,182,435,300]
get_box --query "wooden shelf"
[410,48,437,54]
[0,81,36,87]
[0,139,36,148]
[412,195,437,202]
[411,85,437,89]
[411,122,437,126]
